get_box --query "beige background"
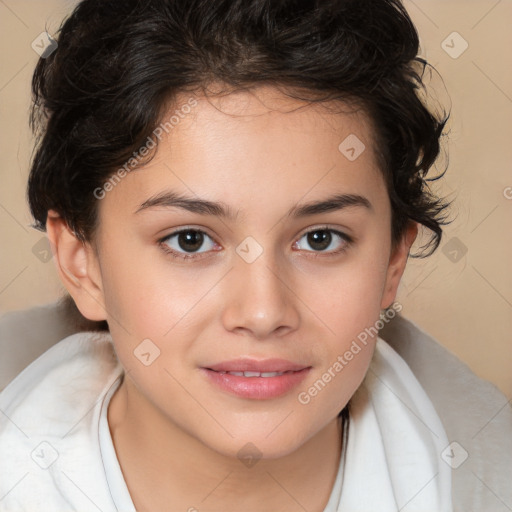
[0,1,511,395]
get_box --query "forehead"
[169,85,380,164]
[98,85,387,221]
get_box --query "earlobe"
[380,222,418,310]
[46,210,107,322]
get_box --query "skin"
[47,85,417,512]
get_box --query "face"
[56,85,414,459]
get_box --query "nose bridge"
[220,244,300,338]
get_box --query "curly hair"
[28,0,450,259]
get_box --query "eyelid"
[296,224,353,242]
[293,225,353,256]
[158,227,220,260]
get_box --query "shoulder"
[380,314,512,511]
[0,331,123,511]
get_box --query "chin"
[203,426,311,462]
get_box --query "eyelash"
[158,226,353,261]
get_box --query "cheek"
[97,237,206,336]
[299,343,374,416]
[307,254,388,337]
[290,251,389,399]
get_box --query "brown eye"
[177,230,204,252]
[294,228,351,254]
[162,229,216,255]
[306,230,332,251]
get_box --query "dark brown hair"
[27,0,451,332]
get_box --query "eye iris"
[308,230,331,251]
[178,231,204,252]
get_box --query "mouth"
[200,360,311,400]
[213,370,298,378]
[204,358,308,373]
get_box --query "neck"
[108,374,344,512]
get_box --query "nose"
[220,252,301,340]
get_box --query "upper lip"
[204,358,309,373]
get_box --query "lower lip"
[201,368,311,400]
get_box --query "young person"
[2,0,507,510]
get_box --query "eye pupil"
[178,230,204,252]
[308,230,331,251]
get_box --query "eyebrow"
[135,190,373,219]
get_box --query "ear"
[380,222,418,309]
[46,210,107,321]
